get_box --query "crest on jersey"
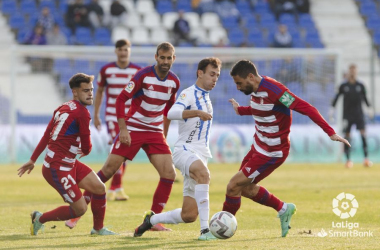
[180,93,186,100]
[279,91,295,107]
[125,81,135,93]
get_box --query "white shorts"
[172,147,209,198]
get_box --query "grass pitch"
[0,162,379,250]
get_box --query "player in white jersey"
[134,58,222,240]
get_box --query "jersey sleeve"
[167,89,192,120]
[97,66,107,87]
[270,85,300,110]
[361,84,371,107]
[115,74,143,119]
[237,106,253,115]
[77,110,92,155]
[30,113,55,162]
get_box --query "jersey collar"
[194,84,209,94]
[152,65,169,81]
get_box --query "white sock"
[195,184,210,230]
[278,202,288,216]
[150,208,184,225]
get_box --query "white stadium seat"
[143,12,162,29]
[150,27,169,44]
[126,13,142,29]
[190,27,207,44]
[201,12,221,29]
[131,27,150,45]
[162,12,179,30]
[208,26,228,45]
[184,12,200,29]
[136,0,155,14]
[111,26,131,43]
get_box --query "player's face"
[348,66,357,79]
[155,49,175,74]
[198,65,220,91]
[232,75,254,95]
[74,82,94,106]
[115,45,130,63]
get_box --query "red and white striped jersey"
[30,100,92,169]
[97,62,141,122]
[116,65,180,132]
[237,76,335,158]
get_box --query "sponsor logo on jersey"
[125,81,135,93]
[186,121,201,143]
[148,85,154,90]
[279,91,295,107]
[245,167,251,173]
[180,93,186,100]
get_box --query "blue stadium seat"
[176,1,192,12]
[94,28,111,45]
[1,0,18,14]
[58,1,68,13]
[156,1,173,14]
[222,16,240,30]
[243,14,258,28]
[53,59,71,73]
[17,28,30,43]
[373,32,380,46]
[228,29,246,46]
[299,13,313,23]
[73,60,91,72]
[306,38,324,48]
[279,13,296,24]
[20,0,37,15]
[9,13,26,30]
[254,2,271,13]
[39,0,56,11]
[75,27,93,45]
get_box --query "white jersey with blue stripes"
[173,84,213,158]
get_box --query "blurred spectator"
[87,0,105,28]
[37,7,55,31]
[215,0,239,19]
[110,0,128,28]
[273,24,293,48]
[46,24,68,45]
[273,0,298,22]
[66,0,93,34]
[296,0,310,13]
[173,11,197,46]
[214,38,229,48]
[24,25,46,45]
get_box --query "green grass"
[1,162,379,250]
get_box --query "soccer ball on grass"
[209,211,237,239]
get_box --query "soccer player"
[222,60,350,237]
[17,73,116,236]
[331,64,373,168]
[94,39,141,201]
[73,42,180,232]
[134,57,222,240]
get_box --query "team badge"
[180,93,186,100]
[125,81,135,93]
[279,91,295,107]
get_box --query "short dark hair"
[156,42,175,55]
[230,60,259,78]
[197,57,222,77]
[69,73,94,89]
[115,39,131,48]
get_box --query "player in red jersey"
[94,39,141,201]
[18,73,117,236]
[79,42,180,232]
[222,60,350,237]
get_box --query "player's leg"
[343,119,353,168]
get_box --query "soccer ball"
[209,211,237,239]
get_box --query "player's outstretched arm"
[17,160,35,177]
[330,134,351,147]
[229,98,240,115]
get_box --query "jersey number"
[61,174,76,190]
[52,111,69,140]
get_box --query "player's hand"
[330,134,351,147]
[229,98,240,115]
[197,110,212,121]
[17,160,35,177]
[94,116,102,131]
[119,128,131,146]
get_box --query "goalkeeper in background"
[331,64,373,168]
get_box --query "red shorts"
[42,160,93,203]
[106,121,120,141]
[111,131,171,160]
[239,145,288,184]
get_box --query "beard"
[241,84,254,95]
[158,63,170,73]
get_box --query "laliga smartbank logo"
[317,192,373,238]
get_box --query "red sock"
[83,170,109,204]
[39,206,77,223]
[91,193,106,230]
[223,195,241,215]
[109,162,126,191]
[151,178,174,213]
[250,186,283,212]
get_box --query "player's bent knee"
[226,181,240,196]
[195,169,210,184]
[181,212,198,223]
[92,182,106,195]
[72,203,87,217]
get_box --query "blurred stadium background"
[0,0,379,164]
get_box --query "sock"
[278,202,288,216]
[91,193,106,230]
[344,136,351,160]
[83,170,109,204]
[361,135,368,158]
[39,206,77,223]
[151,178,174,213]
[195,184,210,230]
[109,162,126,191]
[222,195,241,215]
[249,186,283,212]
[150,208,184,225]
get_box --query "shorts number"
[52,111,69,141]
[61,174,76,190]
